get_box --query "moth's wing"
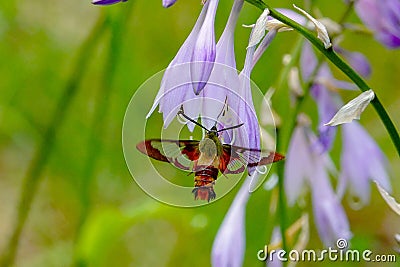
[220,144,284,174]
[136,139,200,170]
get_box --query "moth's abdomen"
[192,165,219,202]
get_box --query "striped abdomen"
[192,165,219,202]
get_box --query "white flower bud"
[247,9,270,48]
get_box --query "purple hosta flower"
[299,42,373,151]
[285,120,351,246]
[148,0,232,131]
[335,47,372,78]
[147,1,210,129]
[162,0,177,8]
[92,0,127,5]
[300,43,350,152]
[212,174,252,267]
[310,83,339,152]
[312,172,352,247]
[337,121,391,206]
[191,0,219,94]
[252,30,278,69]
[234,45,261,172]
[200,0,243,131]
[355,0,400,48]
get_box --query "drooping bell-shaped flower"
[337,121,391,206]
[148,0,223,131]
[200,0,243,131]
[162,0,177,8]
[285,119,315,205]
[191,0,219,94]
[147,1,210,129]
[211,174,253,267]
[354,0,400,48]
[234,45,261,172]
[92,0,127,5]
[335,46,372,78]
[300,42,364,151]
[229,8,288,173]
[311,169,352,247]
[285,119,351,246]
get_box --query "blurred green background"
[0,0,399,266]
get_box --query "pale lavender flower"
[162,0,177,8]
[300,43,390,205]
[354,0,400,48]
[285,124,314,205]
[285,123,351,246]
[201,0,243,131]
[300,42,370,151]
[191,0,219,94]
[234,45,261,170]
[312,170,352,247]
[300,44,340,151]
[300,43,357,91]
[276,8,307,25]
[337,122,391,205]
[92,0,127,5]
[335,47,372,78]
[147,0,226,131]
[309,74,342,152]
[211,175,252,267]
[252,30,278,68]
[147,1,210,129]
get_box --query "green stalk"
[0,14,108,267]
[245,0,400,156]
[275,128,288,253]
[273,38,304,254]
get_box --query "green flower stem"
[273,38,304,254]
[0,14,108,267]
[275,130,288,253]
[245,0,400,156]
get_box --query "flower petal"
[247,9,270,48]
[375,181,400,216]
[92,0,127,5]
[338,122,390,205]
[284,126,312,206]
[336,47,372,78]
[162,0,177,8]
[212,176,251,267]
[147,1,209,129]
[312,164,352,247]
[293,4,332,49]
[324,89,375,126]
[201,0,243,130]
[191,0,219,94]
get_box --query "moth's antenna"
[217,123,244,132]
[178,106,209,132]
[213,97,229,127]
